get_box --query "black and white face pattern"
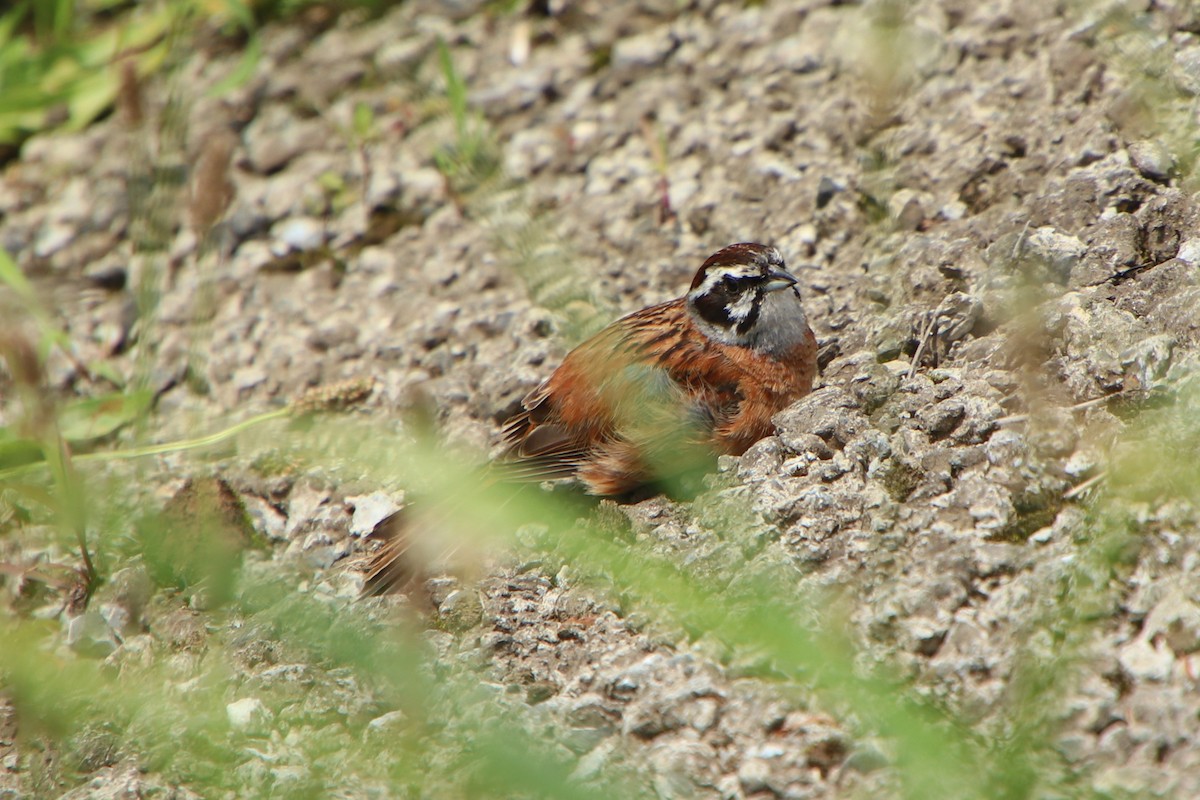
[686,243,799,346]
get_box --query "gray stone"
[920,399,966,439]
[1021,227,1087,285]
[1174,45,1200,94]
[243,106,328,174]
[1128,139,1176,182]
[1177,238,1200,265]
[611,30,676,70]
[65,611,119,657]
[364,710,407,739]
[438,589,484,631]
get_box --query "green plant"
[0,0,400,154]
[0,1,240,152]
[431,38,502,203]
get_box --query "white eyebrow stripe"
[699,265,760,293]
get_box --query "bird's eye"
[721,276,737,289]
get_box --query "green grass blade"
[437,37,468,142]
[0,248,34,304]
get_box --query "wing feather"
[495,299,746,491]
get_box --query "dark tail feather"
[357,467,605,598]
[360,509,427,598]
[489,457,582,483]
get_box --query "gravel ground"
[3,0,1200,797]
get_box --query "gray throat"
[748,289,810,357]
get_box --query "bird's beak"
[762,269,799,293]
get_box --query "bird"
[361,242,818,593]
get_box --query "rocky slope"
[3,0,1200,797]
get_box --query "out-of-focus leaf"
[45,0,75,43]
[57,389,153,443]
[0,248,73,358]
[73,6,172,67]
[64,66,119,132]
[205,0,255,28]
[0,434,44,470]
[0,83,61,114]
[0,487,34,525]
[207,31,259,96]
[353,100,374,141]
[0,2,30,48]
[0,248,35,304]
[86,360,126,387]
[0,470,55,521]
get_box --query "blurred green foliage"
[0,0,405,154]
[0,0,175,150]
[1082,2,1199,188]
[4,382,1192,796]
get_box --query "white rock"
[612,30,675,69]
[226,697,273,732]
[33,223,75,259]
[1175,238,1200,265]
[570,739,616,782]
[347,491,403,537]
[271,217,325,255]
[1143,587,1200,655]
[364,710,407,740]
[1128,139,1175,182]
[737,757,773,794]
[98,603,132,637]
[1026,226,1086,282]
[242,494,288,542]
[1117,636,1174,682]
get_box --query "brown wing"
[498,299,747,492]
